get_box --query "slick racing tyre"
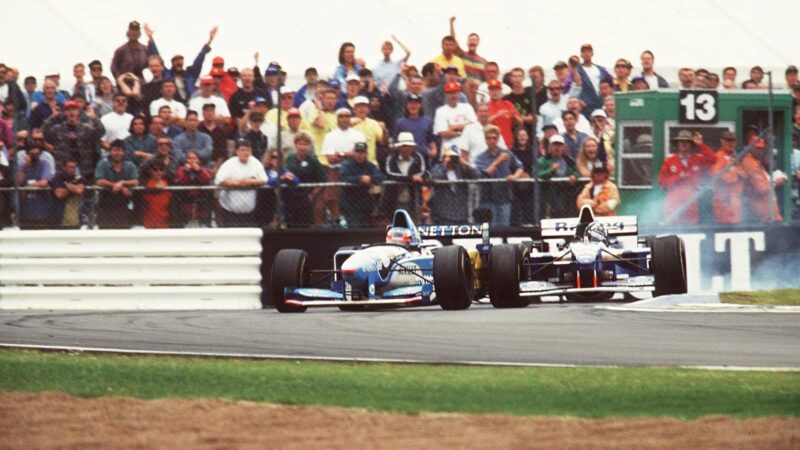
[433,245,475,310]
[488,244,530,308]
[652,235,688,297]
[271,249,309,313]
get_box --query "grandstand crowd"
[1,18,799,229]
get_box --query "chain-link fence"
[3,172,796,230]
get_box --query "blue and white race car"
[270,209,487,312]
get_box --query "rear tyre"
[271,249,309,313]
[488,244,530,308]
[433,245,474,310]
[652,235,687,297]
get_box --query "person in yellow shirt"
[431,36,466,78]
[307,88,339,163]
[267,87,310,131]
[576,161,620,216]
[350,96,385,165]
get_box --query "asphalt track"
[1,304,799,368]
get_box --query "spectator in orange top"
[657,130,717,224]
[710,130,745,224]
[742,137,784,223]
[141,159,171,228]
[486,79,521,146]
[576,161,620,216]
[209,57,237,101]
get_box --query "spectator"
[750,66,767,89]
[433,81,477,154]
[340,142,383,227]
[149,115,166,139]
[431,35,466,79]
[742,137,783,222]
[92,77,115,117]
[631,76,650,91]
[29,80,61,130]
[393,93,436,164]
[190,77,231,119]
[722,66,737,89]
[307,88,339,154]
[462,102,507,164]
[293,67,319,108]
[116,72,144,116]
[146,25,216,100]
[487,79,521,147]
[710,130,745,224]
[423,65,467,120]
[576,161,620,216]
[111,21,148,80]
[320,107,365,226]
[254,62,282,105]
[198,103,233,173]
[639,50,669,89]
[380,132,427,221]
[342,74,363,108]
[173,110,212,164]
[553,61,570,89]
[526,66,548,111]
[449,16,486,82]
[140,136,179,184]
[206,56,237,102]
[279,108,312,161]
[0,65,26,118]
[50,158,86,229]
[94,139,139,229]
[657,130,717,224]
[707,72,720,89]
[576,136,605,177]
[677,68,695,89]
[156,105,183,139]
[139,54,171,111]
[603,96,616,123]
[229,68,268,123]
[0,143,10,227]
[284,132,326,227]
[539,80,570,127]
[22,76,37,118]
[430,145,479,224]
[372,35,412,89]
[388,72,424,124]
[261,149,298,226]
[238,112,269,162]
[786,65,799,89]
[174,150,212,227]
[123,115,155,164]
[149,79,186,119]
[71,63,95,104]
[2,98,27,133]
[475,125,524,226]
[537,135,579,218]
[694,68,710,88]
[510,127,535,225]
[100,93,133,150]
[141,159,171,228]
[214,140,267,227]
[42,100,104,181]
[613,58,633,92]
[88,60,104,87]
[590,109,614,164]
[559,110,589,159]
[351,96,385,165]
[267,87,307,132]
[332,42,364,89]
[16,143,54,229]
[503,67,534,128]
[573,44,613,116]
[553,97,592,135]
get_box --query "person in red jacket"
[209,57,237,102]
[710,130,745,224]
[657,130,717,224]
[486,79,521,146]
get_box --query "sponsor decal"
[417,224,484,237]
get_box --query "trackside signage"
[417,224,485,238]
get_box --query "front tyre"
[433,245,474,310]
[271,249,309,313]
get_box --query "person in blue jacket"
[144,23,217,99]
[339,142,383,228]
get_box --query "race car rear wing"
[417,223,490,244]
[540,216,638,238]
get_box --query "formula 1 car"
[434,206,687,307]
[270,209,488,312]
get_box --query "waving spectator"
[373,35,411,89]
[657,131,717,224]
[146,24,216,100]
[449,17,486,81]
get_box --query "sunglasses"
[549,87,562,91]
[157,142,171,146]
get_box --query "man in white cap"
[590,108,614,164]
[380,131,427,220]
[350,95,385,165]
[319,107,365,226]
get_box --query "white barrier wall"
[0,229,263,310]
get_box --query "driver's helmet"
[386,227,412,246]
[584,222,607,243]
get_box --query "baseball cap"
[254,96,269,105]
[631,76,650,87]
[335,107,352,116]
[443,65,460,74]
[720,130,737,141]
[328,79,341,90]
[209,67,225,77]
[287,108,301,117]
[353,95,369,106]
[590,109,607,119]
[549,135,565,145]
[212,56,224,66]
[591,161,609,173]
[199,76,215,85]
[265,63,281,75]
[553,61,568,70]
[64,100,79,110]
[542,123,558,132]
[786,65,798,75]
[128,21,141,31]
[354,142,368,152]
[394,132,416,147]
[345,73,360,83]
[227,67,240,77]
[487,79,503,89]
[443,81,461,93]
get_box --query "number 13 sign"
[679,90,718,124]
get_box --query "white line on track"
[3,343,798,372]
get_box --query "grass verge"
[720,289,800,306]
[1,349,798,418]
